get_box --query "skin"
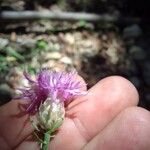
[0,76,150,150]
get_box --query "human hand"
[0,76,150,150]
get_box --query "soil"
[0,0,150,110]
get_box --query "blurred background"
[0,0,150,110]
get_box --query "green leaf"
[0,56,6,62]
[50,119,64,133]
[27,65,37,75]
[78,20,88,27]
[36,40,48,50]
[5,47,25,61]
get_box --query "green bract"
[38,98,65,131]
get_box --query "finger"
[0,100,32,149]
[15,138,39,150]
[83,107,150,150]
[66,76,139,141]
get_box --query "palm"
[0,76,150,150]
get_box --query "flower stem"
[41,131,51,150]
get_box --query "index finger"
[66,76,139,141]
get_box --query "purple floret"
[19,69,86,114]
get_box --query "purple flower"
[19,70,86,114]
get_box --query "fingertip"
[67,76,139,140]
[90,75,139,106]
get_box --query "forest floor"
[0,0,150,110]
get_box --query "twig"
[0,11,140,23]
[0,11,117,22]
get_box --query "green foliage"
[0,56,8,72]
[0,46,25,73]
[36,40,48,50]
[5,46,25,61]
[26,39,48,59]
[78,20,88,28]
[27,65,37,75]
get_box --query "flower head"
[19,69,86,114]
[38,98,65,131]
[37,70,86,100]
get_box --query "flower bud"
[38,98,65,131]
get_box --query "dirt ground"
[0,0,150,110]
